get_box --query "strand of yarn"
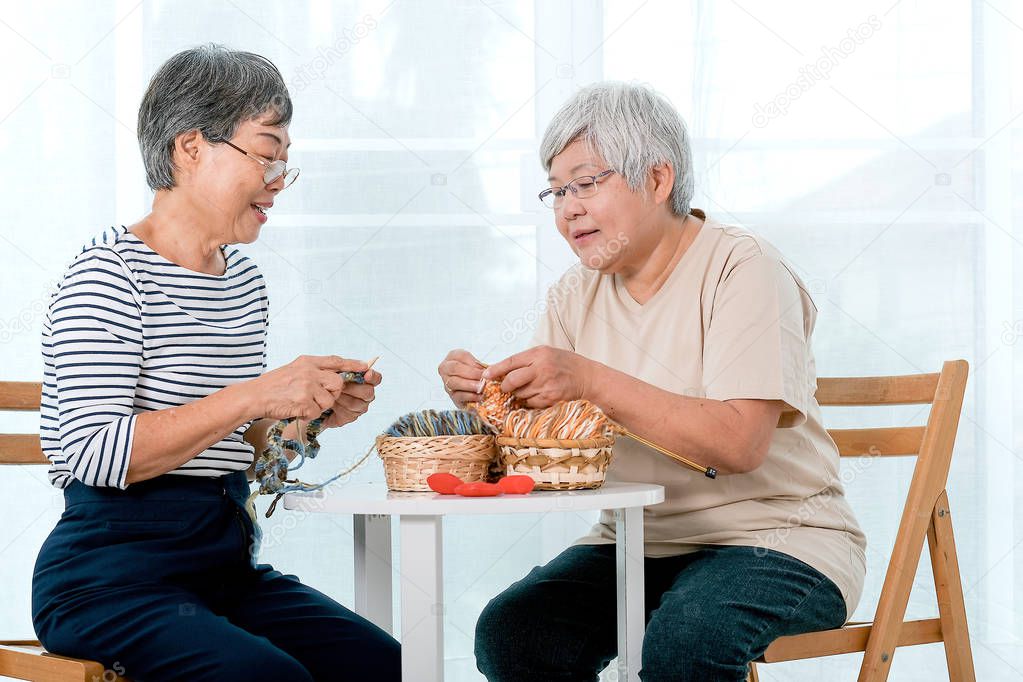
[252,436,379,519]
[250,367,375,517]
[250,408,340,517]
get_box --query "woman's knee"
[208,646,313,682]
[312,623,400,682]
[476,580,614,680]
[640,603,751,681]
[475,577,577,677]
[475,586,526,674]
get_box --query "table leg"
[615,506,645,682]
[353,514,393,633]
[399,515,444,682]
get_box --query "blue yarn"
[383,409,494,438]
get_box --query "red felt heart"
[453,482,503,497]
[497,475,535,495]
[427,473,463,495]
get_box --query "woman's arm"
[585,359,782,475]
[126,382,255,484]
[484,253,810,475]
[485,346,783,475]
[46,247,361,487]
[241,365,381,481]
[125,355,354,484]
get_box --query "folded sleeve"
[49,250,143,488]
[702,255,813,428]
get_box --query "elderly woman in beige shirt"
[439,82,865,682]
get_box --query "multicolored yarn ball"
[383,409,496,437]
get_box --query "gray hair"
[137,44,292,191]
[540,82,694,217]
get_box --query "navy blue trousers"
[32,471,400,682]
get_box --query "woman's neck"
[619,213,701,305]
[130,192,227,276]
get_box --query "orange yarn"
[464,372,612,440]
[502,400,613,440]
[467,380,525,429]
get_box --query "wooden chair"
[0,381,115,681]
[748,360,974,681]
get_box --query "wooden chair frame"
[749,360,974,681]
[0,381,114,681]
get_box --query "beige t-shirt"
[532,215,866,618]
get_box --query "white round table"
[284,481,664,682]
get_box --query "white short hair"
[540,82,694,217]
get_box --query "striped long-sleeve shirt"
[40,226,269,489]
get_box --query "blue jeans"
[475,544,846,682]
[33,472,400,682]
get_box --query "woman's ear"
[172,129,203,182]
[649,162,675,206]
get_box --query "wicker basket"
[376,434,497,491]
[496,435,614,490]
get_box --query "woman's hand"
[483,345,599,408]
[437,349,486,408]
[320,363,382,429]
[247,355,349,421]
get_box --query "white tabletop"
[283,481,664,515]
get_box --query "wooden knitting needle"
[295,357,382,447]
[339,356,379,383]
[612,423,717,479]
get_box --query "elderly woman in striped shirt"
[31,45,400,681]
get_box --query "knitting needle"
[299,357,380,445]
[307,356,381,426]
[612,424,717,479]
[340,355,380,383]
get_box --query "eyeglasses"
[221,140,300,189]
[538,169,616,209]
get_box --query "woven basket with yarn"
[471,389,616,491]
[496,434,614,490]
[376,434,497,491]
[375,410,499,492]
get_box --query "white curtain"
[1,1,1021,679]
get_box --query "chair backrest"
[817,360,968,480]
[0,381,47,465]
[816,360,969,620]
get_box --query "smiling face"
[547,138,670,275]
[185,113,292,244]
